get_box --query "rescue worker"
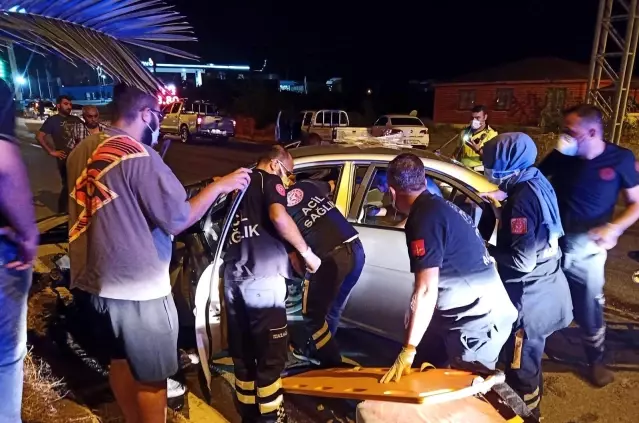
[224,145,321,423]
[538,104,639,387]
[454,105,498,170]
[481,133,573,419]
[285,178,365,366]
[380,153,517,383]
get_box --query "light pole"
[14,75,26,99]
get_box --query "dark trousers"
[224,275,288,423]
[326,239,365,335]
[57,159,68,214]
[503,331,546,419]
[561,233,607,364]
[298,239,364,367]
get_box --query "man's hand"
[50,150,67,159]
[380,345,416,383]
[0,227,37,270]
[288,251,305,276]
[212,168,252,194]
[589,223,622,250]
[300,247,321,273]
[480,190,508,203]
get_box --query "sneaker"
[589,363,614,387]
[289,345,320,366]
[167,378,186,398]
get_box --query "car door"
[341,163,497,343]
[371,116,388,137]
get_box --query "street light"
[14,75,26,86]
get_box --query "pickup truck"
[160,99,236,143]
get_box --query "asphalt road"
[18,118,639,422]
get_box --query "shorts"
[76,290,179,383]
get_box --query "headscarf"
[482,132,564,240]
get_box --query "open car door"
[194,187,246,391]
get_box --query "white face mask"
[484,168,520,187]
[470,119,482,130]
[145,121,160,147]
[556,133,578,156]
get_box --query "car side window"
[375,117,388,126]
[353,166,485,230]
[292,164,345,202]
[303,112,313,126]
[350,165,370,211]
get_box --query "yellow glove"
[380,345,416,383]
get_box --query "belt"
[328,235,359,255]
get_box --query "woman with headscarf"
[481,133,573,420]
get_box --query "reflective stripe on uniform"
[312,321,329,340]
[257,378,282,399]
[236,378,255,391]
[523,386,540,410]
[583,326,606,349]
[236,391,256,404]
[259,394,283,414]
[302,278,310,314]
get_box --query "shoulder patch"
[276,184,286,196]
[287,188,304,207]
[410,239,426,257]
[599,167,616,181]
[510,217,528,235]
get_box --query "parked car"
[371,114,429,147]
[160,99,236,143]
[23,100,55,120]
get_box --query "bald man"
[68,105,103,148]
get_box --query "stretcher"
[282,364,533,422]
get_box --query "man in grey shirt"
[66,84,250,423]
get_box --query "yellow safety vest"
[459,125,498,168]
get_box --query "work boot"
[589,363,614,387]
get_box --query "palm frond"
[0,0,199,93]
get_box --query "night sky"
[173,0,600,81]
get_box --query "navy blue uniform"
[286,180,364,366]
[489,183,573,417]
[539,145,638,365]
[224,169,290,422]
[405,192,517,371]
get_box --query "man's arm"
[0,140,38,269]
[537,149,563,178]
[36,118,60,156]
[269,203,308,253]
[405,267,439,347]
[488,201,538,273]
[613,186,639,231]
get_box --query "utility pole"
[586,0,639,144]
[36,68,42,98]
[6,43,21,100]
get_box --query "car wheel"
[180,125,191,143]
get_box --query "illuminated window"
[495,88,514,111]
[457,90,476,110]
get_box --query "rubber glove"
[380,345,416,383]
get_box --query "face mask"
[277,161,293,188]
[143,119,160,147]
[470,119,481,130]
[556,133,578,156]
[484,168,520,188]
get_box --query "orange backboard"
[282,365,504,405]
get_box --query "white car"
[372,114,430,146]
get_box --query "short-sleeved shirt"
[224,169,291,280]
[286,180,358,258]
[39,114,83,153]
[67,132,190,301]
[405,192,503,330]
[538,143,639,233]
[459,125,498,168]
[0,137,16,228]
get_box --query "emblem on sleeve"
[276,184,286,196]
[410,239,426,257]
[599,167,615,181]
[510,217,528,235]
[287,188,304,206]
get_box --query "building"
[433,57,628,127]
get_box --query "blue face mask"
[484,168,520,188]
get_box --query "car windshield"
[390,117,423,126]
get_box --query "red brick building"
[433,58,607,126]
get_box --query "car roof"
[289,145,496,193]
[383,114,422,119]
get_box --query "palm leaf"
[0,0,199,93]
